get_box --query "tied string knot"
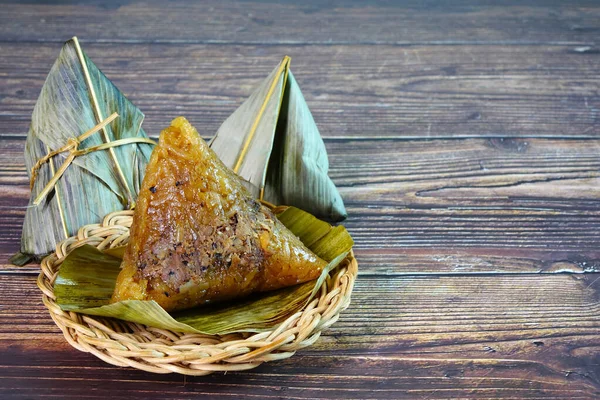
[30,137,80,190]
[30,112,155,206]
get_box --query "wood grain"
[1,43,599,139]
[1,0,599,45]
[1,273,599,398]
[2,1,600,398]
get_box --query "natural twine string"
[30,113,155,206]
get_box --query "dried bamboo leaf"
[210,58,346,221]
[264,71,347,221]
[13,37,154,264]
[210,57,290,196]
[54,207,354,335]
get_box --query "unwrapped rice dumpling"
[111,117,327,312]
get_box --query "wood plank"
[327,138,600,209]
[1,273,599,397]
[1,43,599,139]
[0,0,599,45]
[2,137,600,274]
[0,351,597,399]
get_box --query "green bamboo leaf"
[76,300,201,334]
[55,245,121,309]
[101,245,127,259]
[54,207,354,335]
[275,206,332,248]
[311,226,354,262]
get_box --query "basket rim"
[36,209,358,376]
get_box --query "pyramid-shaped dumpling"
[111,117,327,312]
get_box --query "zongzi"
[111,117,327,312]
[210,57,347,222]
[14,37,153,265]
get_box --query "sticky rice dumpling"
[111,117,327,312]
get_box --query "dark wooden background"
[1,1,600,398]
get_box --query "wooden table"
[1,1,600,398]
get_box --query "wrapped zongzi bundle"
[210,57,347,222]
[111,117,327,312]
[13,37,154,265]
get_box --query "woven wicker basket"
[37,209,357,375]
